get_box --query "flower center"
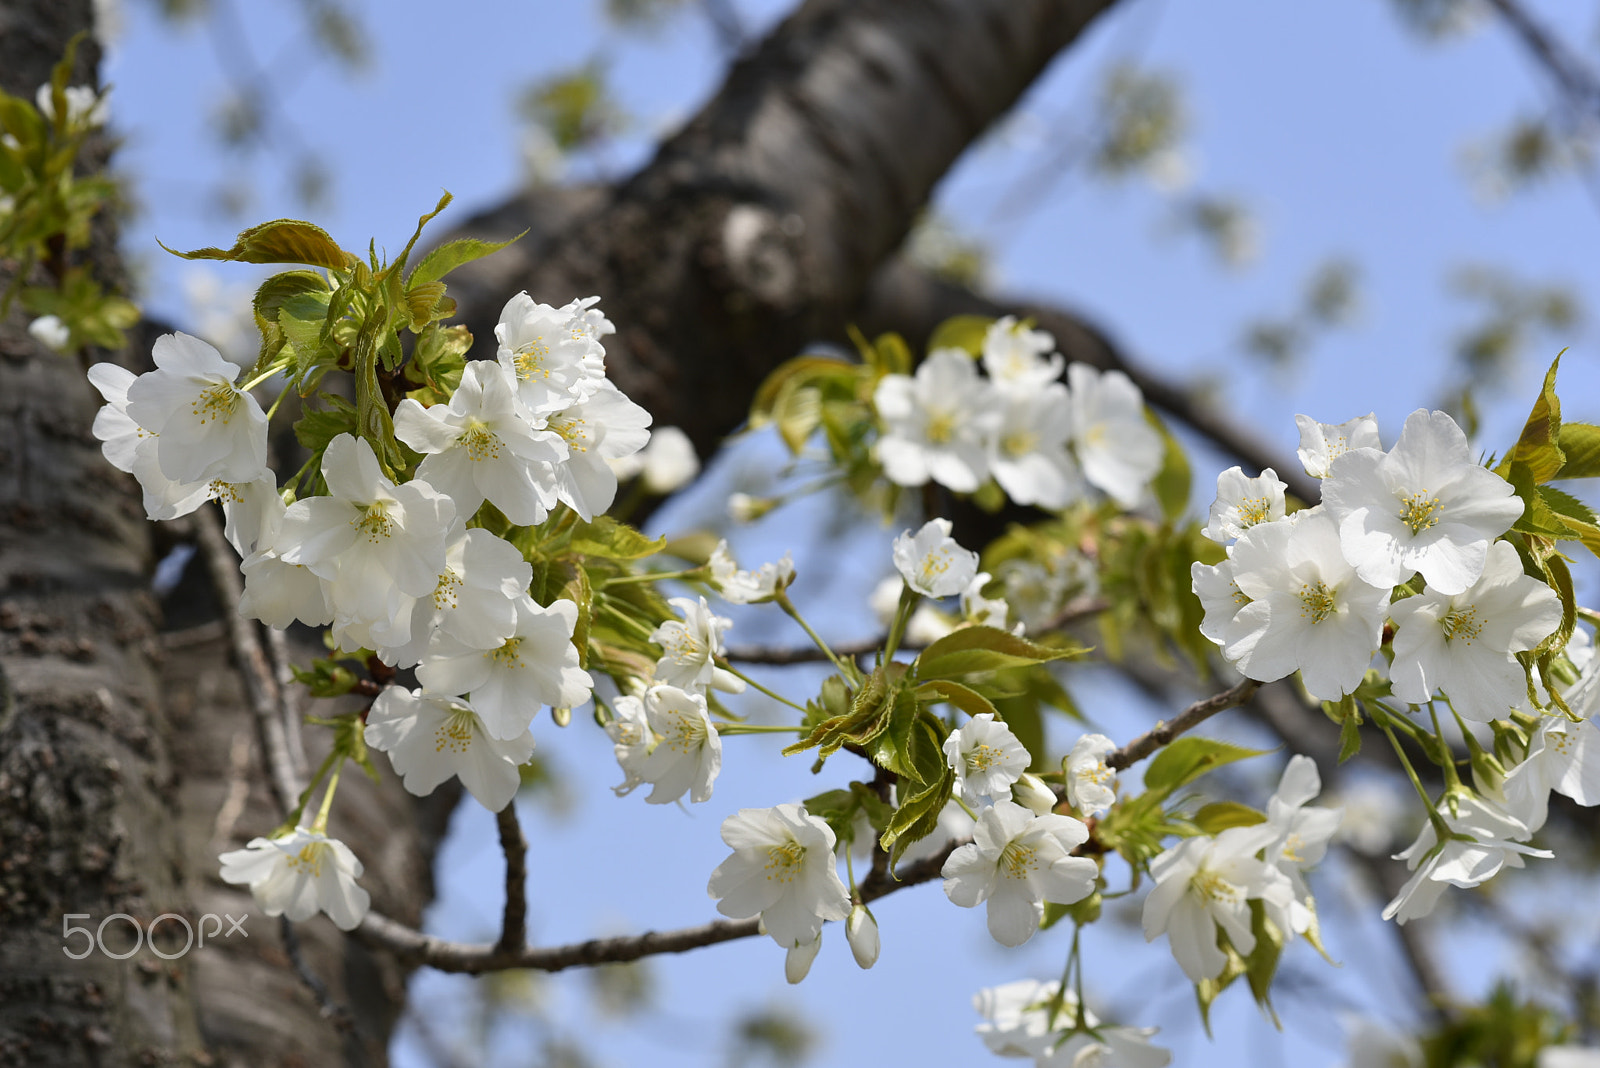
[1237,495,1271,527]
[765,840,805,884]
[550,413,592,453]
[660,709,706,753]
[460,421,503,462]
[999,840,1039,881]
[917,551,952,589]
[192,382,240,425]
[966,743,1005,774]
[1298,581,1336,624]
[513,339,551,380]
[487,636,524,668]
[1399,491,1443,535]
[1002,430,1038,458]
[1440,605,1482,645]
[1191,868,1240,906]
[286,841,327,878]
[435,708,475,754]
[209,479,245,504]
[354,501,394,542]
[432,568,462,611]
[926,410,958,446]
[1281,832,1305,864]
[660,622,707,664]
[1229,581,1250,608]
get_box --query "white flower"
[1065,733,1118,818]
[393,360,566,525]
[1296,413,1381,480]
[1013,772,1059,816]
[86,361,212,521]
[1202,466,1288,543]
[1388,540,1562,722]
[845,904,879,969]
[212,474,283,557]
[238,545,334,630]
[944,713,1031,806]
[974,978,1063,1059]
[874,347,998,492]
[28,314,71,351]
[1381,792,1551,924]
[708,539,795,604]
[1041,1029,1173,1068]
[1141,826,1293,982]
[277,435,454,640]
[785,932,822,984]
[870,576,953,644]
[1191,557,1252,645]
[545,381,653,521]
[941,801,1097,947]
[218,826,369,931]
[960,571,1012,630]
[988,383,1084,510]
[982,316,1064,393]
[1504,711,1600,834]
[651,595,744,695]
[707,803,852,948]
[494,291,606,414]
[381,527,534,668]
[892,518,979,598]
[417,595,592,740]
[364,687,534,812]
[36,83,110,128]
[1222,514,1388,701]
[1324,409,1524,595]
[610,424,700,493]
[1067,363,1162,508]
[1261,755,1342,936]
[124,332,269,484]
[611,684,722,804]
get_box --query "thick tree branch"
[1106,677,1261,771]
[494,802,529,954]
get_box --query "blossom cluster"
[1191,407,1600,922]
[1142,756,1341,981]
[973,979,1171,1068]
[873,318,1164,509]
[89,292,667,931]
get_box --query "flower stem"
[721,664,809,714]
[311,760,344,834]
[776,591,853,676]
[603,566,709,588]
[1373,705,1451,843]
[881,585,919,666]
[713,722,807,735]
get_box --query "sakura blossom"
[123,331,269,484]
[1295,412,1380,480]
[364,687,534,812]
[218,826,370,931]
[707,803,852,949]
[893,517,980,599]
[1202,466,1288,543]
[708,539,795,604]
[941,801,1097,947]
[944,713,1032,806]
[1065,733,1118,818]
[874,347,997,492]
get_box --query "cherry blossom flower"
[1261,755,1343,936]
[1381,792,1550,924]
[988,383,1084,509]
[611,684,722,805]
[1389,540,1562,721]
[494,291,606,415]
[28,314,70,351]
[651,596,744,695]
[1323,408,1524,595]
[609,425,700,493]
[944,713,1032,806]
[1067,363,1162,508]
[1222,513,1388,701]
[218,826,369,931]
[417,595,592,740]
[874,347,998,492]
[846,905,879,969]
[982,316,1064,393]
[87,361,212,521]
[604,692,653,797]
[393,359,565,525]
[545,381,653,521]
[1295,413,1379,480]
[1202,466,1288,543]
[380,527,534,669]
[973,978,1062,1059]
[1065,733,1118,818]
[1141,825,1294,982]
[707,803,852,949]
[364,687,534,812]
[893,518,980,598]
[124,332,269,484]
[1191,557,1252,645]
[941,801,1097,947]
[708,539,795,604]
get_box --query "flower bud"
[845,905,879,970]
[1013,773,1057,816]
[785,933,822,984]
[727,492,776,523]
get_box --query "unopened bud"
[551,706,571,727]
[728,492,776,523]
[846,905,879,970]
[785,933,822,984]
[1014,773,1057,816]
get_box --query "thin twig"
[354,840,958,975]
[265,623,309,776]
[494,802,529,954]
[193,504,304,811]
[1106,676,1260,770]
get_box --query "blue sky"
[97,0,1600,1064]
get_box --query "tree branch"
[494,802,529,954]
[1106,677,1261,771]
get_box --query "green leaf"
[294,395,359,453]
[568,516,667,561]
[878,764,953,863]
[914,679,999,721]
[1338,713,1362,764]
[776,382,822,454]
[1495,353,1565,484]
[403,322,471,405]
[1192,801,1266,834]
[161,218,356,271]
[926,315,992,357]
[1142,737,1270,799]
[1555,422,1600,479]
[561,562,594,668]
[1508,461,1575,538]
[751,355,857,425]
[864,688,922,779]
[407,231,526,289]
[915,626,1083,681]
[395,190,453,276]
